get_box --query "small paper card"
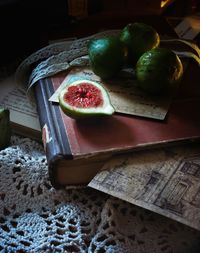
[175,15,200,40]
[49,66,176,120]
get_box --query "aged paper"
[175,14,200,40]
[89,144,200,231]
[49,66,176,120]
[0,76,41,134]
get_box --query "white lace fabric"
[15,30,120,89]
[0,135,200,253]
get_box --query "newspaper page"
[89,143,200,231]
[49,66,176,120]
[0,75,41,135]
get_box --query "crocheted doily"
[0,135,200,253]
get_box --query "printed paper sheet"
[89,144,200,231]
[0,76,41,132]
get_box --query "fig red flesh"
[64,82,103,108]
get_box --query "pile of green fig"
[88,22,184,95]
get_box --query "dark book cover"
[34,58,200,188]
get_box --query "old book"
[34,58,200,188]
[0,75,41,141]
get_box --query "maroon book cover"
[34,60,200,188]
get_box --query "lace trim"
[15,30,120,90]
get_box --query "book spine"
[34,78,73,187]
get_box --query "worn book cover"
[34,57,200,188]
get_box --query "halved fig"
[58,79,115,119]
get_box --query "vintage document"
[0,76,41,133]
[89,144,200,231]
[175,14,200,40]
[49,66,176,120]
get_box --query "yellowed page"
[0,75,41,136]
[89,144,200,231]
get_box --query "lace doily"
[0,135,200,253]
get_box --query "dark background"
[0,0,199,64]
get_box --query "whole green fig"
[120,22,160,65]
[135,48,183,95]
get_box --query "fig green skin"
[120,22,160,65]
[0,108,11,150]
[135,48,184,95]
[59,106,112,120]
[59,101,114,120]
[88,36,125,79]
